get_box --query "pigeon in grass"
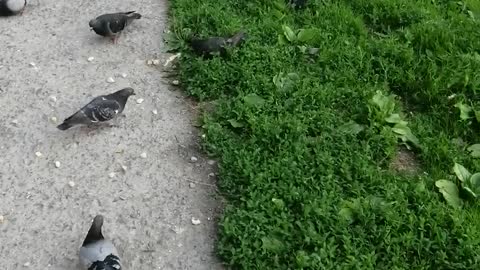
[187,30,247,59]
[79,215,122,270]
[57,87,135,130]
[0,0,26,16]
[89,11,142,44]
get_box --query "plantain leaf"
[467,144,480,158]
[435,180,462,208]
[282,25,296,42]
[453,163,471,182]
[244,93,265,107]
[228,119,244,128]
[339,121,365,135]
[385,113,402,124]
[454,102,472,120]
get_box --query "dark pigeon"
[79,215,122,270]
[57,87,135,130]
[89,11,141,44]
[0,0,26,16]
[187,30,247,59]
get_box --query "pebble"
[189,183,196,188]
[152,109,158,115]
[121,165,128,172]
[121,73,128,78]
[54,161,61,168]
[201,134,206,139]
[136,98,144,104]
[23,262,30,267]
[11,119,18,126]
[50,96,57,102]
[68,181,75,187]
[207,160,216,165]
[208,172,216,178]
[152,59,161,66]
[109,172,115,178]
[190,156,198,163]
[29,62,36,67]
[140,152,147,158]
[107,77,115,83]
[191,217,201,225]
[172,80,180,86]
[35,151,43,157]
[51,116,57,123]
[147,59,154,65]
[87,56,95,62]
[0,215,4,223]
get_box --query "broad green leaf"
[243,93,265,107]
[453,163,471,182]
[461,186,477,200]
[385,113,402,124]
[338,208,354,223]
[371,91,395,115]
[467,144,480,158]
[272,198,285,208]
[261,237,284,252]
[404,130,420,147]
[282,25,296,42]
[392,126,408,135]
[469,173,480,194]
[475,110,480,122]
[435,180,462,208]
[228,119,244,128]
[278,34,287,45]
[297,45,307,53]
[454,102,472,120]
[338,121,364,135]
[297,28,318,43]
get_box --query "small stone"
[190,156,198,163]
[191,217,201,225]
[68,181,75,187]
[147,60,154,65]
[189,183,196,188]
[11,119,18,126]
[136,98,144,104]
[35,151,43,157]
[121,165,128,172]
[207,217,211,221]
[152,109,158,115]
[50,96,57,102]
[23,262,30,267]
[107,77,115,83]
[140,152,147,158]
[201,134,206,139]
[51,116,58,123]
[54,161,61,168]
[208,172,215,178]
[108,172,115,178]
[0,215,4,223]
[152,59,161,66]
[207,160,216,165]
[172,80,180,86]
[121,73,128,78]
[87,57,95,62]
[29,62,36,67]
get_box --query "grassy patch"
[169,0,480,268]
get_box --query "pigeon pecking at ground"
[56,87,135,130]
[89,11,142,44]
[186,30,247,59]
[79,215,122,270]
[0,0,26,16]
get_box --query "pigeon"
[57,87,135,130]
[0,0,26,16]
[79,215,122,270]
[89,11,142,44]
[187,30,247,59]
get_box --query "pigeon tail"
[125,11,141,20]
[82,215,105,246]
[57,122,73,130]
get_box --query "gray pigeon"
[187,30,247,59]
[0,0,26,16]
[57,87,135,130]
[89,11,142,44]
[79,215,122,270]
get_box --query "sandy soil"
[0,0,223,269]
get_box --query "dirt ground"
[0,0,223,269]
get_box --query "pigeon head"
[89,19,100,29]
[114,87,136,97]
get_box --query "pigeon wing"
[82,97,121,122]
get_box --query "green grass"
[169,0,480,268]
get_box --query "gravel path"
[0,1,222,269]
